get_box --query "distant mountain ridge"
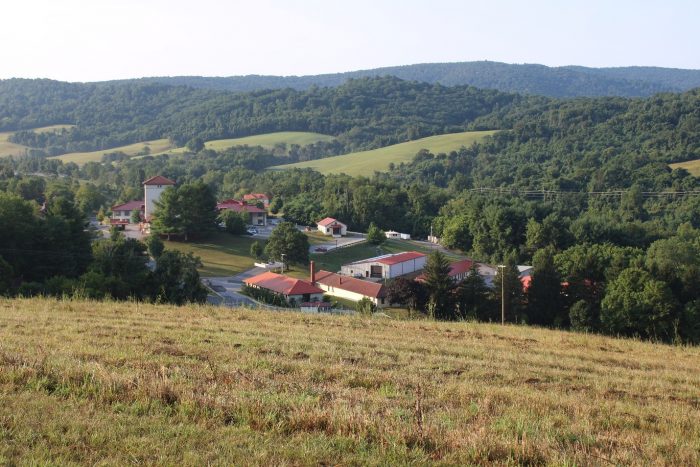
[112,61,700,98]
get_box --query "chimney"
[310,260,316,284]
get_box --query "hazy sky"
[2,0,698,82]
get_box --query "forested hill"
[0,77,523,154]
[120,61,700,98]
[1,76,699,163]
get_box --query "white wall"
[144,185,169,220]
[316,283,386,308]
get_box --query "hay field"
[0,125,75,158]
[670,159,700,177]
[0,297,698,465]
[271,130,497,176]
[49,139,174,165]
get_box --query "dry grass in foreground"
[0,298,698,465]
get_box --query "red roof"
[317,217,345,227]
[377,251,426,265]
[111,200,144,211]
[217,199,266,213]
[143,175,176,186]
[447,259,475,276]
[244,271,323,296]
[315,270,386,298]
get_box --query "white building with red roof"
[340,251,427,280]
[317,217,347,237]
[143,175,176,221]
[314,269,388,307]
[110,200,145,225]
[243,271,324,304]
[217,199,267,226]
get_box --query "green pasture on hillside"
[270,130,497,176]
[50,139,174,165]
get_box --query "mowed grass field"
[670,159,700,177]
[0,298,698,465]
[271,130,497,176]
[50,138,174,165]
[0,125,74,158]
[163,232,262,277]
[158,131,335,156]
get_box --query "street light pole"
[281,253,286,274]
[498,264,506,325]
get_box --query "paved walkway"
[204,267,267,308]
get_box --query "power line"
[466,188,700,199]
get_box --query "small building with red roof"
[217,199,267,226]
[317,217,347,237]
[110,200,145,225]
[243,271,324,305]
[340,251,427,281]
[243,193,270,207]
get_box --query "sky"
[2,0,698,82]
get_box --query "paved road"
[309,232,366,254]
[204,267,267,308]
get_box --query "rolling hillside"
[49,138,175,164]
[127,61,700,97]
[1,297,698,464]
[271,130,497,175]
[0,124,74,158]
[158,131,335,156]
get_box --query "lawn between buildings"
[163,232,263,277]
[0,297,698,465]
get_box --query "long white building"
[340,251,427,281]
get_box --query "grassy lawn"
[303,230,333,245]
[163,232,263,277]
[49,138,174,165]
[1,297,698,465]
[0,125,75,158]
[270,130,497,176]
[670,159,700,177]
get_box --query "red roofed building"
[110,200,144,225]
[244,271,324,304]
[317,217,347,237]
[243,193,270,207]
[340,251,427,280]
[217,199,267,226]
[314,270,388,307]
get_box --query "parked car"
[247,228,258,235]
[314,247,328,252]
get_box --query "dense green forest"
[117,61,700,97]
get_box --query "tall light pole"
[281,253,286,274]
[498,264,506,325]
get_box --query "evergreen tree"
[423,250,455,319]
[455,265,493,320]
[526,246,566,327]
[492,254,525,323]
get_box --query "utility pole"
[281,253,286,274]
[498,264,506,325]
